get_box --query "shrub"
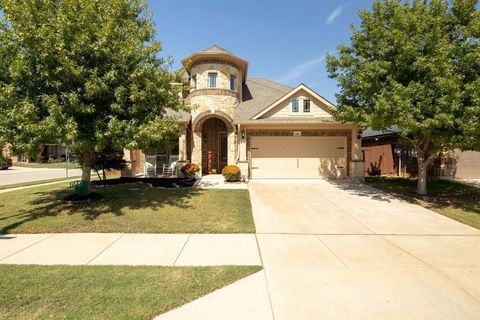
[0,155,11,166]
[181,163,200,176]
[222,165,241,181]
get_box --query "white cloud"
[326,5,345,24]
[276,56,326,83]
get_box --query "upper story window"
[208,73,217,88]
[192,75,197,90]
[292,99,299,112]
[303,99,311,112]
[230,75,236,91]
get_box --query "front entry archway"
[201,118,228,174]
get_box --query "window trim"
[291,99,299,113]
[208,72,217,88]
[230,74,236,91]
[303,99,311,113]
[192,75,197,90]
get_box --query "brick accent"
[246,130,352,177]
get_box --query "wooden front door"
[201,118,228,174]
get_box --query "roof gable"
[252,84,336,120]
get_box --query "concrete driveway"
[248,179,480,319]
[0,166,81,186]
[157,179,480,319]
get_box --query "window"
[303,99,311,112]
[208,73,217,88]
[292,99,299,112]
[192,75,197,90]
[230,75,236,91]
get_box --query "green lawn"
[0,264,261,320]
[14,161,81,169]
[365,177,480,230]
[0,182,255,234]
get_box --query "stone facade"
[189,94,239,121]
[190,62,242,95]
[178,45,364,180]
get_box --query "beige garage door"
[455,150,480,179]
[250,136,347,179]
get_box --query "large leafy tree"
[327,0,479,195]
[0,0,181,187]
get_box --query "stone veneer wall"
[190,62,242,94]
[246,130,353,177]
[189,94,239,120]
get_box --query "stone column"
[350,127,365,181]
[178,125,187,161]
[192,131,202,175]
[227,131,236,165]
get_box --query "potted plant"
[181,162,200,178]
[222,165,241,182]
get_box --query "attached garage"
[250,136,347,179]
[455,150,480,179]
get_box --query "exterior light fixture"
[357,130,363,140]
[241,129,246,140]
[203,134,207,143]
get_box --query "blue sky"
[147,0,375,103]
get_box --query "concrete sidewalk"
[0,233,261,266]
[0,166,81,186]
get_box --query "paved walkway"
[196,174,248,189]
[0,233,260,266]
[158,179,480,320]
[0,166,81,186]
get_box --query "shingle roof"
[199,45,233,55]
[238,117,336,124]
[234,78,292,122]
[362,126,399,138]
[166,108,191,123]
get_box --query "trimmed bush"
[222,165,241,182]
[181,163,200,176]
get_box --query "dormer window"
[230,75,236,91]
[208,73,217,88]
[303,99,311,112]
[192,75,197,90]
[292,99,299,112]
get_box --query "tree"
[0,0,181,191]
[327,0,480,195]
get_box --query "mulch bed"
[91,177,197,188]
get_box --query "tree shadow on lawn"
[0,184,199,234]
[364,177,480,216]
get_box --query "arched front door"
[201,118,228,174]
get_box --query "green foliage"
[0,0,182,172]
[0,154,12,166]
[327,0,480,194]
[135,116,181,154]
[222,165,241,181]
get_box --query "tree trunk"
[417,156,428,196]
[81,164,91,183]
[81,152,93,195]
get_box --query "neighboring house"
[126,45,364,179]
[362,127,418,177]
[361,127,480,179]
